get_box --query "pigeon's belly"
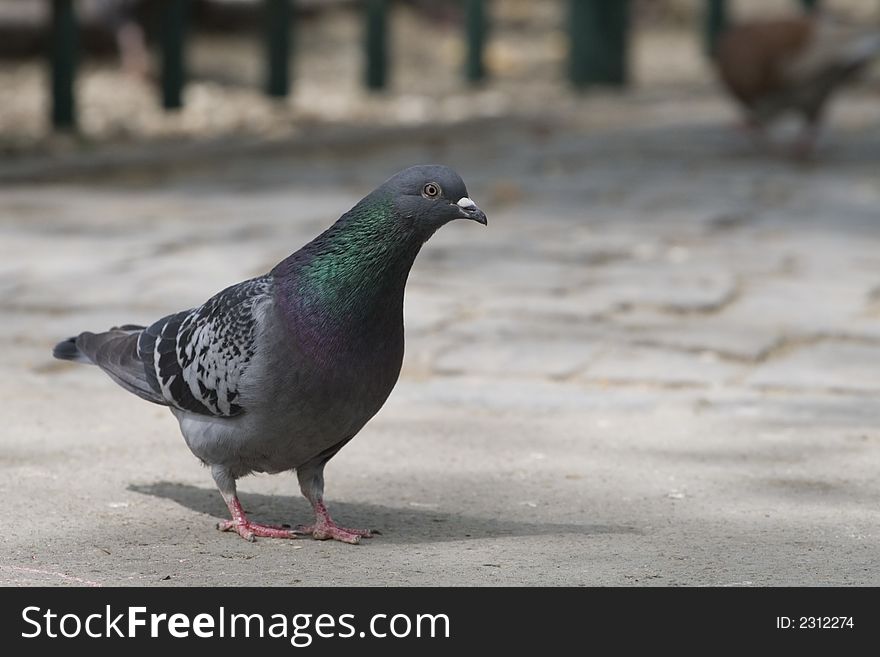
[172,344,402,476]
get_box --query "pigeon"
[715,14,880,156]
[53,165,487,544]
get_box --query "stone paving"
[1,90,880,586]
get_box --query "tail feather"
[52,326,167,407]
[53,337,93,364]
[786,23,880,84]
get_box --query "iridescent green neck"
[275,194,422,325]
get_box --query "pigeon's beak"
[456,197,488,226]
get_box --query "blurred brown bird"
[715,15,880,157]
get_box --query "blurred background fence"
[1,0,840,131]
[0,0,876,154]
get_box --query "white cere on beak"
[457,197,476,209]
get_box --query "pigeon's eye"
[422,182,441,199]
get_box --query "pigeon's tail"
[53,336,93,364]
[52,325,168,406]
[53,324,145,364]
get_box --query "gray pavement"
[2,92,880,586]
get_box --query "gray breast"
[174,301,404,476]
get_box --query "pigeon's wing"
[136,275,275,418]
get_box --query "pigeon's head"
[381,165,487,237]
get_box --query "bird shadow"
[128,482,640,544]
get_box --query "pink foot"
[294,522,373,544]
[218,496,298,542]
[790,125,820,162]
[217,519,298,542]
[791,139,816,162]
[295,501,375,544]
[734,118,766,148]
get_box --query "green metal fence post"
[705,0,728,59]
[603,0,629,86]
[365,0,388,90]
[50,0,77,130]
[464,0,488,84]
[160,0,190,110]
[569,0,591,88]
[265,0,293,97]
[568,0,629,89]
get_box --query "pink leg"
[117,22,151,81]
[791,124,819,162]
[217,496,299,542]
[734,117,766,146]
[294,500,374,545]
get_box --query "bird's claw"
[217,519,298,542]
[293,522,374,545]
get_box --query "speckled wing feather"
[137,275,274,417]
